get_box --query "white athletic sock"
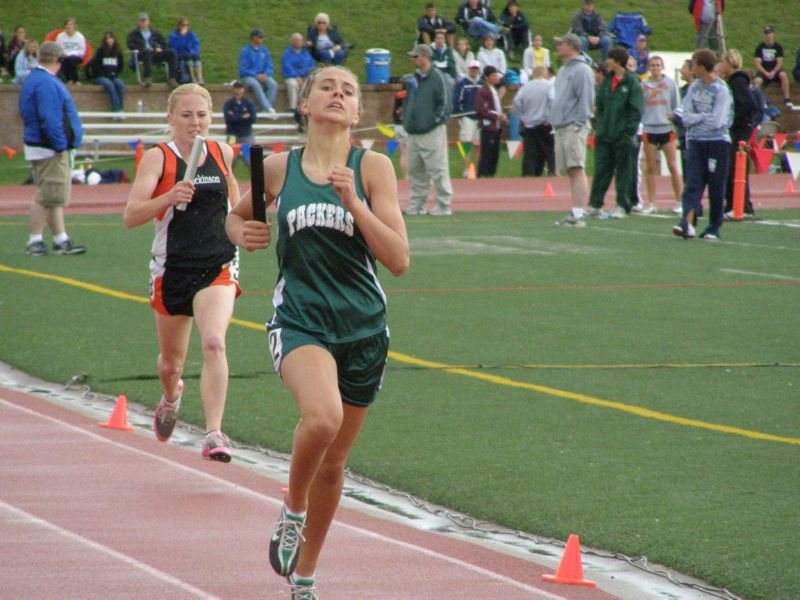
[290,573,315,585]
[285,503,306,520]
[572,207,584,219]
[53,232,69,244]
[28,234,44,244]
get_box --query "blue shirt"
[281,46,315,79]
[682,77,732,142]
[19,67,83,152]
[239,43,274,78]
[168,30,201,58]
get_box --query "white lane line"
[720,268,800,280]
[0,500,219,599]
[0,397,567,599]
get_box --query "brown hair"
[692,49,717,73]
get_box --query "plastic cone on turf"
[542,534,596,587]
[785,178,795,193]
[544,182,555,197]
[467,163,476,180]
[99,395,135,431]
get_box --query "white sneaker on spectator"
[584,206,604,218]
[611,206,627,219]
[428,205,452,216]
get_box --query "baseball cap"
[468,59,481,69]
[763,25,774,34]
[137,12,148,20]
[408,44,432,58]
[250,28,266,39]
[232,80,245,88]
[483,65,498,78]
[554,33,581,51]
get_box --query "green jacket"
[594,69,643,143]
[402,67,452,135]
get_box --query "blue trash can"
[365,49,391,84]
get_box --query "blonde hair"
[721,49,742,70]
[298,64,361,127]
[314,12,330,25]
[166,84,213,139]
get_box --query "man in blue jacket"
[239,29,278,113]
[281,33,315,120]
[19,41,85,256]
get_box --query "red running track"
[0,174,797,216]
[0,387,617,600]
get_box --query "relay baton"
[250,144,266,223]
[176,135,205,211]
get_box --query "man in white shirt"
[513,65,554,176]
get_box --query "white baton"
[176,135,205,211]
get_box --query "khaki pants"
[407,125,452,210]
[31,152,71,208]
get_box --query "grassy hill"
[3,0,798,85]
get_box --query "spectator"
[753,26,792,107]
[638,55,681,215]
[127,13,179,88]
[0,30,6,79]
[674,59,695,202]
[592,60,608,86]
[239,29,278,114]
[718,49,758,219]
[522,34,551,80]
[7,25,28,79]
[499,1,530,60]
[513,65,555,177]
[585,47,643,219]
[477,35,507,88]
[281,33,316,124]
[625,54,644,211]
[87,32,125,114]
[475,65,508,177]
[689,0,724,51]
[455,0,500,45]
[571,0,611,64]
[453,37,475,81]
[391,89,410,181]
[630,35,650,77]
[672,48,732,241]
[549,33,595,227]
[402,44,453,216]
[223,81,257,167]
[168,17,204,85]
[306,12,352,65]
[453,60,482,175]
[55,18,86,84]
[19,41,86,257]
[417,2,457,48]
[431,31,457,85]
[13,40,38,86]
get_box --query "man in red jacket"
[475,65,508,177]
[689,0,724,52]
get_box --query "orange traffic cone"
[544,182,555,197]
[784,178,795,193]
[467,163,477,180]
[542,534,596,587]
[99,395,135,431]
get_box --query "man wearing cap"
[126,13,178,88]
[453,59,483,176]
[239,29,278,114]
[753,26,792,107]
[513,65,555,177]
[630,34,650,76]
[19,41,86,256]
[475,65,508,177]
[402,44,453,216]
[688,0,724,51]
[549,33,595,227]
[224,81,257,167]
[571,0,610,63]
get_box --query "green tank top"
[269,146,387,343]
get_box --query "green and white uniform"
[267,147,389,405]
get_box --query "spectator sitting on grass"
[306,13,353,65]
[630,35,650,77]
[455,0,500,45]
[12,40,38,86]
[453,37,476,81]
[753,25,792,107]
[571,0,611,63]
[127,13,179,89]
[431,31,457,86]
[477,35,507,93]
[499,1,530,60]
[6,26,28,79]
[168,17,204,84]
[522,34,551,80]
[239,28,278,114]
[417,2,457,48]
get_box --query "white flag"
[360,139,375,150]
[506,140,521,160]
[785,153,800,181]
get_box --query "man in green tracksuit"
[587,46,643,217]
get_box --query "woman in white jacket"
[55,18,86,84]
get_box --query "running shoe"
[202,430,232,462]
[25,240,48,257]
[288,575,318,600]
[402,206,428,216]
[153,379,184,442]
[610,206,628,219]
[269,504,306,576]
[428,205,452,216]
[52,239,87,255]
[583,206,604,218]
[672,223,696,239]
[556,215,586,227]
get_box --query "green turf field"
[1,210,799,600]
